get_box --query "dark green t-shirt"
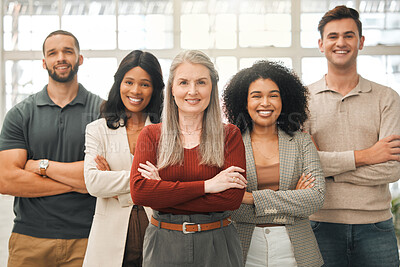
[0,84,103,239]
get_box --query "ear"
[318,38,324,53]
[42,58,47,70]
[78,55,84,66]
[358,36,365,51]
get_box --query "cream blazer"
[83,118,152,267]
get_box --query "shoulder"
[81,85,104,107]
[281,130,313,147]
[306,77,325,95]
[363,77,399,99]
[86,118,108,132]
[224,124,243,146]
[224,123,241,138]
[139,123,162,141]
[4,94,36,121]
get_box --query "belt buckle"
[182,222,200,234]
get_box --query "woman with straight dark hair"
[83,50,164,267]
[223,60,325,267]
[130,50,247,267]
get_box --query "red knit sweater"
[130,123,246,214]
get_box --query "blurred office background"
[0,0,400,265]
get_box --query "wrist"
[204,180,209,193]
[354,149,368,167]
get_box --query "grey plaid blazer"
[232,129,325,267]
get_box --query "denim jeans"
[311,219,399,267]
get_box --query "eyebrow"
[46,47,75,54]
[249,89,280,95]
[124,77,152,82]
[327,31,356,36]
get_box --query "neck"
[47,78,79,108]
[126,112,146,130]
[251,124,278,141]
[178,112,204,132]
[326,63,359,96]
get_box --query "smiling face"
[42,34,82,83]
[247,78,282,131]
[171,62,212,118]
[318,18,365,71]
[120,66,153,115]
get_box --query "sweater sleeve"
[333,88,400,185]
[169,125,246,212]
[130,125,205,209]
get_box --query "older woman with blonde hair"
[130,50,247,267]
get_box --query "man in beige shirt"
[305,5,400,267]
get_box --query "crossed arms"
[0,149,87,197]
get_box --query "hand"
[355,135,400,167]
[295,173,315,190]
[95,155,110,171]
[24,159,40,175]
[138,161,161,180]
[204,166,246,193]
[242,191,254,205]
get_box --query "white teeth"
[258,111,272,115]
[335,51,348,54]
[186,99,199,104]
[128,97,142,102]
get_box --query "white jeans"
[245,226,297,267]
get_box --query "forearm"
[253,188,324,218]
[131,175,205,208]
[318,150,356,177]
[0,168,73,197]
[42,161,86,190]
[334,160,400,185]
[168,188,245,212]
[84,169,130,198]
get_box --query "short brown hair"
[318,5,362,38]
[42,30,80,55]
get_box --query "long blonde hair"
[157,50,225,169]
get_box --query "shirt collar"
[315,75,371,95]
[36,83,88,107]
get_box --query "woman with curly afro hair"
[223,60,325,267]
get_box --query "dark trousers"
[311,219,399,267]
[122,205,149,267]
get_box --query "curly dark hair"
[222,60,308,136]
[100,50,164,129]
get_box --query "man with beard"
[305,6,400,267]
[0,30,102,266]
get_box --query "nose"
[337,35,346,46]
[131,83,141,94]
[56,52,66,62]
[260,96,269,107]
[188,82,197,95]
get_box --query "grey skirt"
[143,210,244,267]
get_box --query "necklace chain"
[180,128,202,135]
[252,141,278,160]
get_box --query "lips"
[185,99,201,105]
[54,64,70,73]
[128,96,143,104]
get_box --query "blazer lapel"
[278,129,295,190]
[242,130,258,192]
